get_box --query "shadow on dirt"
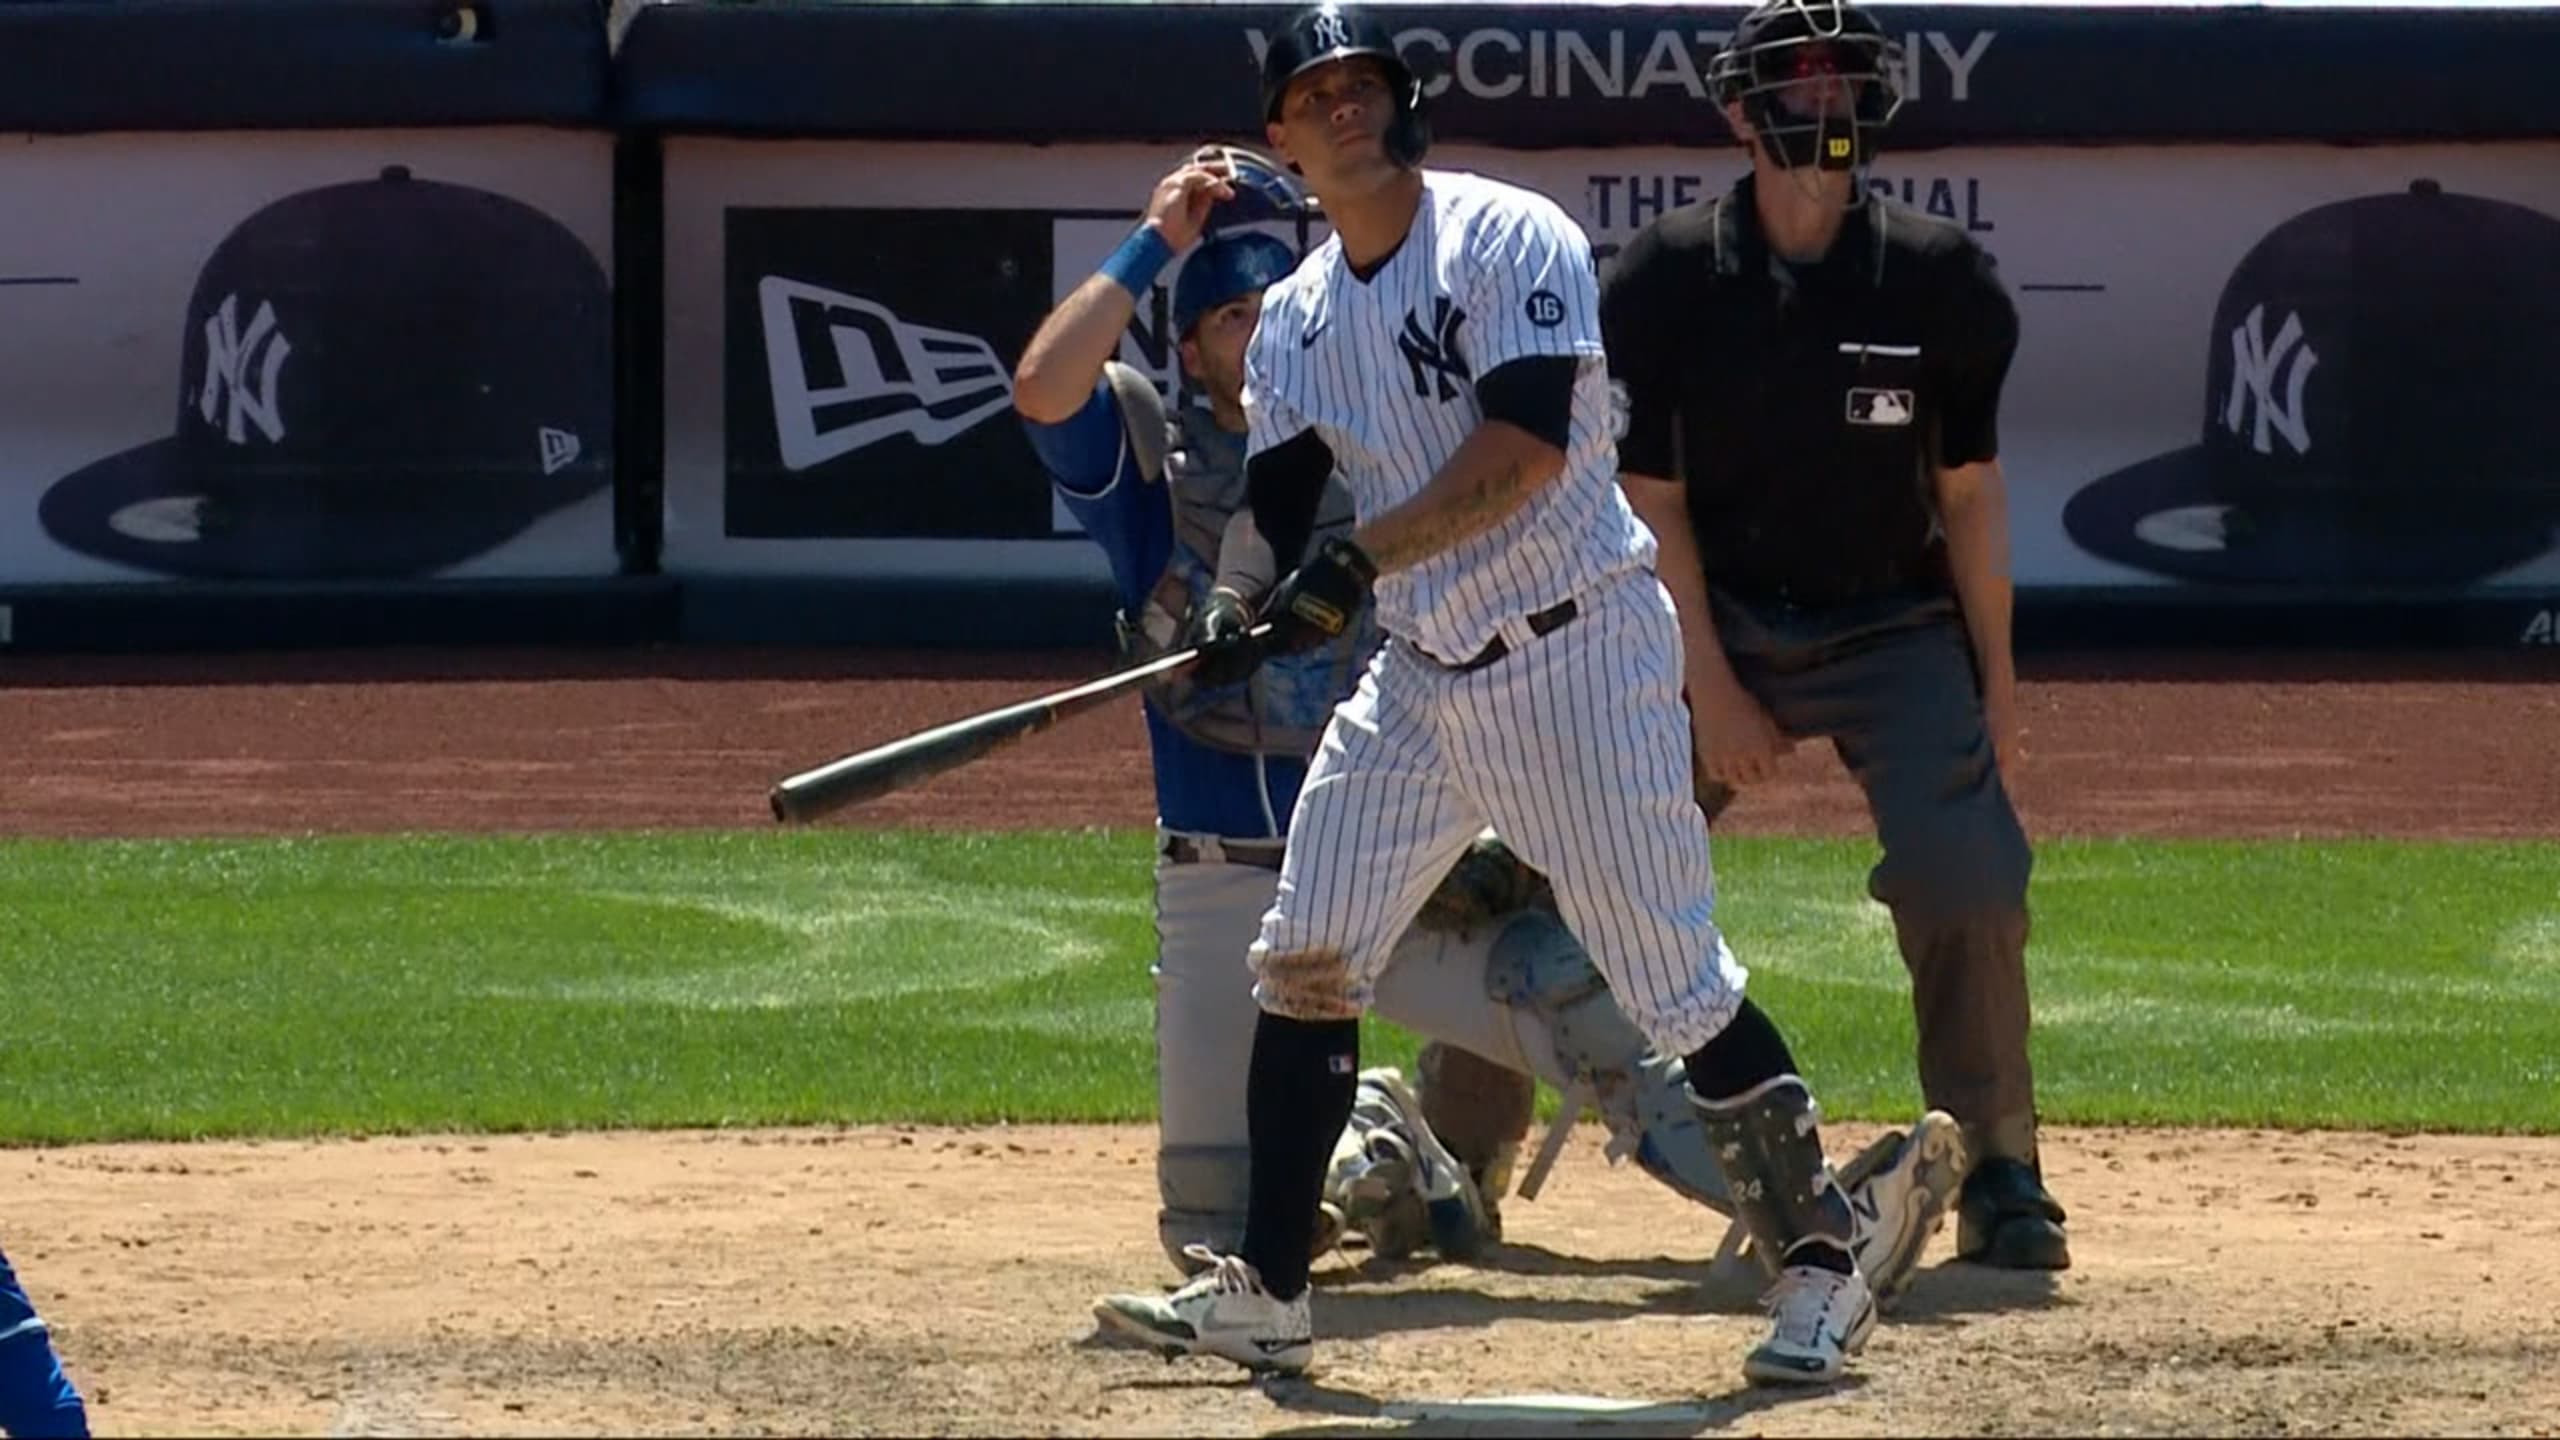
[1886,1261,2071,1324]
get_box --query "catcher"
[1011,144,1961,1292]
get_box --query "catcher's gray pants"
[1148,831,1571,1272]
[1709,587,2040,1167]
[1150,842,1278,1267]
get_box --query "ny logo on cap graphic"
[199,294,292,446]
[1311,9,1351,49]
[2223,304,2317,457]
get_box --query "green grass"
[1,831,2552,1144]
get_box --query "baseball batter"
[1014,147,1956,1289]
[1093,3,1957,1387]
[0,1245,87,1440]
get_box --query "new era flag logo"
[538,427,581,475]
[756,276,1015,472]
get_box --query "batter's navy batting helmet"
[1259,3,1431,169]
[1707,0,1903,175]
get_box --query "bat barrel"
[763,626,1267,823]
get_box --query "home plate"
[1379,1392,1712,1426]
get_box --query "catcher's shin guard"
[1691,1076,1857,1270]
[1486,909,1738,1214]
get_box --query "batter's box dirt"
[8,1122,2558,1437]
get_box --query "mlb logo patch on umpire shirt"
[1847,388,1915,426]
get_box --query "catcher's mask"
[1707,0,1903,176]
[1174,145,1319,338]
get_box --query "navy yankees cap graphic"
[40,166,611,579]
[2062,180,2560,587]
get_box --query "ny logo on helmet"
[199,294,292,446]
[1310,9,1351,49]
[2224,304,2318,456]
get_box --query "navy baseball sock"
[1238,1012,1358,1302]
[1682,997,1799,1100]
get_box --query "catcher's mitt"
[1415,1040,1535,1242]
[1410,837,1554,938]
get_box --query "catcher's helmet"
[1194,144,1319,237]
[1259,3,1430,169]
[1174,232,1296,338]
[1173,145,1316,336]
[1707,0,1903,174]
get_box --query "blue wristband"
[1098,224,1176,300]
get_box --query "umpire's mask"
[1708,0,1903,175]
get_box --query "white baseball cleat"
[1092,1246,1313,1375]
[1743,1262,1877,1386]
[1841,1110,1969,1309]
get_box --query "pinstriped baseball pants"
[1250,565,1749,1057]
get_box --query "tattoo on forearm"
[1372,453,1534,572]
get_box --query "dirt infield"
[7,645,2558,839]
[13,1123,2560,1438]
[4,645,2558,1437]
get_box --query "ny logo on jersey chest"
[1398,296,1470,402]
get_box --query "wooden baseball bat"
[768,624,1272,825]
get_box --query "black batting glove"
[1184,587,1263,689]
[1261,537,1377,657]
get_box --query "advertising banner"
[0,131,618,585]
[663,136,2560,604]
[617,2,2560,151]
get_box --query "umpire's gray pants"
[1708,588,2041,1166]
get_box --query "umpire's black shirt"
[1600,177,2020,612]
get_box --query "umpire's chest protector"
[1119,378,1376,757]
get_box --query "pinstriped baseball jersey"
[1244,170,1656,666]
[1237,170,1750,1064]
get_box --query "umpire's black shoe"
[1956,1157,2071,1270]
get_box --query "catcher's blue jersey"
[1023,379,1311,840]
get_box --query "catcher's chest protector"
[1116,369,1375,757]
